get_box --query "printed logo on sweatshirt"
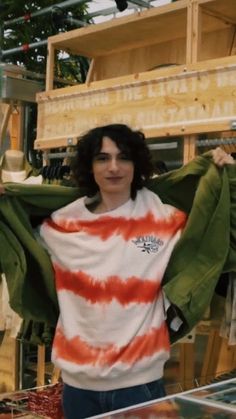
[132,236,164,254]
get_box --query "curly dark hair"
[71,124,153,199]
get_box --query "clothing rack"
[197,137,236,147]
[40,137,236,168]
[37,133,236,186]
[42,151,76,160]
[43,142,178,159]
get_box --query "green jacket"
[0,152,236,343]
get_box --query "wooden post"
[51,367,61,385]
[85,58,95,84]
[9,105,23,150]
[200,330,223,385]
[179,342,195,390]
[46,43,55,91]
[183,134,197,164]
[0,103,12,147]
[36,344,46,388]
[0,332,19,392]
[186,0,202,65]
[215,338,236,377]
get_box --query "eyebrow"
[93,152,109,157]
[94,151,125,156]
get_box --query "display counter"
[0,378,235,418]
[92,377,236,419]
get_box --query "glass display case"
[0,378,235,419]
[92,377,236,419]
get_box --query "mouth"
[106,177,123,182]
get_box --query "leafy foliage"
[1,0,91,84]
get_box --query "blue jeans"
[62,378,166,419]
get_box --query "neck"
[94,191,131,213]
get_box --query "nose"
[108,157,119,171]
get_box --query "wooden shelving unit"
[35,0,236,167]
[32,0,236,390]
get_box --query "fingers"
[0,184,5,195]
[212,147,235,167]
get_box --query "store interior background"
[0,0,236,405]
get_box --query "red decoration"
[27,383,64,419]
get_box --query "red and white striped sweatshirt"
[39,187,187,391]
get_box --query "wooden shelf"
[48,1,189,58]
[200,0,236,24]
[47,0,236,59]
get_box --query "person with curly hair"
[38,124,173,418]
[1,124,234,419]
[36,123,235,419]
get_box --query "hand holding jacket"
[0,184,5,195]
[211,147,235,166]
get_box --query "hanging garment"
[0,149,40,183]
[0,151,42,339]
[0,274,22,338]
[220,272,236,345]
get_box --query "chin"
[106,187,125,193]
[104,185,130,194]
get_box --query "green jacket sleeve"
[156,157,236,342]
[0,184,81,330]
[223,164,236,272]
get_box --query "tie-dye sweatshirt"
[39,187,187,391]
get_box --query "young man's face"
[92,136,134,197]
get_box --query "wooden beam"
[46,43,55,91]
[0,103,12,147]
[0,332,19,392]
[36,344,46,388]
[179,342,195,390]
[200,330,223,385]
[36,56,236,150]
[85,58,95,85]
[186,1,202,65]
[51,367,61,385]
[10,105,23,150]
[183,135,197,164]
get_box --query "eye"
[93,153,109,162]
[119,153,132,161]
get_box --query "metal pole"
[87,1,151,18]
[86,1,152,19]
[66,16,88,27]
[2,0,155,58]
[2,40,48,57]
[4,0,89,27]
[0,0,3,62]
[0,24,3,62]
[128,0,151,7]
[86,4,137,19]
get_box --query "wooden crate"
[35,56,236,149]
[34,0,236,156]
